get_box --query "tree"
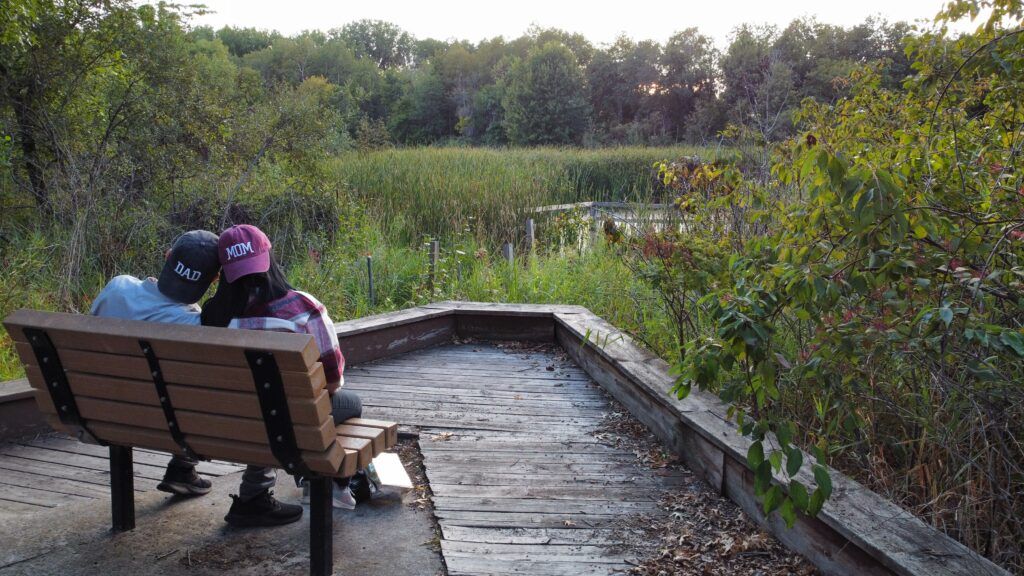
[389,66,455,144]
[215,26,279,58]
[502,43,591,146]
[661,28,719,139]
[337,20,414,69]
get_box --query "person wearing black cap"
[90,230,221,496]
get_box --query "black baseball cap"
[157,230,221,304]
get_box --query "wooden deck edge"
[552,311,1008,576]
[0,378,48,441]
[423,301,589,316]
[336,309,457,366]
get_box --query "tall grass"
[330,146,713,245]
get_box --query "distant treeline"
[1,1,910,223]
[195,17,912,146]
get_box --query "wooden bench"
[2,309,398,576]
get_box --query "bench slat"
[74,420,351,476]
[25,366,330,426]
[342,418,399,448]
[5,310,319,371]
[335,424,385,455]
[15,344,324,398]
[32,392,335,452]
[336,436,373,468]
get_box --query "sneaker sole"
[223,511,304,528]
[157,480,212,496]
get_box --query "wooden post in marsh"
[429,240,439,295]
[366,256,375,307]
[589,205,600,248]
[501,242,513,264]
[525,218,535,254]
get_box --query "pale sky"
[183,0,967,47]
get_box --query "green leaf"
[763,485,784,515]
[779,498,797,528]
[747,440,765,470]
[813,465,832,499]
[999,330,1024,357]
[939,307,953,327]
[808,488,826,516]
[786,447,804,477]
[913,225,928,239]
[789,480,809,510]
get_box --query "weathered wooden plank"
[442,540,635,562]
[444,555,628,576]
[429,484,661,501]
[454,314,554,342]
[0,443,168,480]
[355,391,607,411]
[358,397,607,419]
[440,526,624,546]
[422,462,649,476]
[422,452,637,465]
[347,377,597,396]
[16,436,241,476]
[362,407,603,429]
[333,306,453,337]
[424,471,687,487]
[337,315,455,366]
[0,483,95,507]
[0,466,110,498]
[423,301,587,316]
[436,511,623,529]
[0,455,147,492]
[369,361,585,378]
[420,441,621,454]
[432,496,655,514]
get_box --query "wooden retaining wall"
[0,301,1009,575]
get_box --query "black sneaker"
[157,466,212,496]
[349,471,373,504]
[224,491,303,527]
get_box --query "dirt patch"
[177,538,305,574]
[595,403,816,576]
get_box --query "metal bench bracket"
[23,328,103,445]
[139,340,199,460]
[245,350,313,478]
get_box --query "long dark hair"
[201,253,294,327]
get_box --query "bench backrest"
[3,309,353,477]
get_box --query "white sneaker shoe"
[300,479,355,509]
[332,482,356,510]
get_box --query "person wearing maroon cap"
[202,224,366,527]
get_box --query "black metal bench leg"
[110,445,135,531]
[310,477,334,576]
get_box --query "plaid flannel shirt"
[230,290,345,393]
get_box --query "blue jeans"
[238,389,362,501]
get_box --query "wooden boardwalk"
[352,344,674,576]
[0,342,676,575]
[0,434,243,519]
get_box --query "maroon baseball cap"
[218,224,272,283]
